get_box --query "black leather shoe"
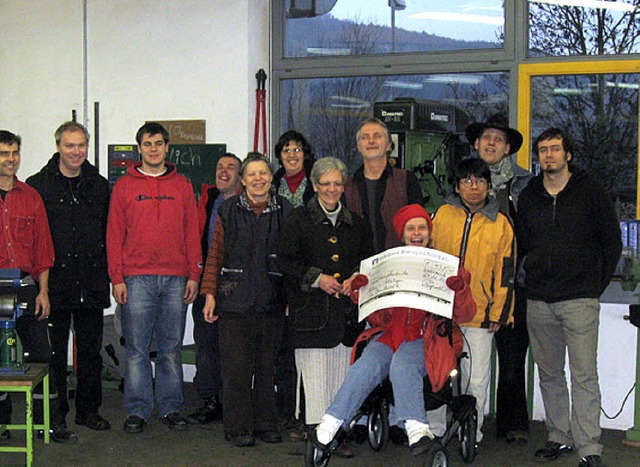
[409,435,434,456]
[160,412,188,431]
[123,415,146,434]
[257,430,283,443]
[44,423,79,444]
[579,454,603,466]
[186,397,219,425]
[225,431,256,447]
[505,429,528,446]
[75,412,111,431]
[534,441,573,462]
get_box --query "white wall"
[0,0,269,380]
[0,0,270,179]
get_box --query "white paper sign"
[358,246,459,322]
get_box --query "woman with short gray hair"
[279,157,373,456]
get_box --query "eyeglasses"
[282,148,303,154]
[316,181,344,188]
[460,177,489,188]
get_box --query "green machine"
[373,98,470,214]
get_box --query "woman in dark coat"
[279,157,373,437]
[272,130,315,207]
[200,153,292,447]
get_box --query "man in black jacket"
[517,128,622,467]
[27,122,111,442]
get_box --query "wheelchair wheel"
[367,399,390,452]
[424,445,448,467]
[458,408,477,463]
[304,438,331,467]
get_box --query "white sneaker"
[405,419,434,446]
[315,414,343,445]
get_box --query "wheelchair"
[305,320,478,467]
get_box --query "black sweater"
[517,167,622,303]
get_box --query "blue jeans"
[122,275,188,420]
[326,338,427,428]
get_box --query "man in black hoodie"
[27,122,111,442]
[517,128,621,467]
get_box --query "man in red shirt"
[0,130,55,440]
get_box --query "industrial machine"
[373,98,471,214]
[0,269,32,374]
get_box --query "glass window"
[279,72,509,212]
[529,0,640,57]
[284,0,504,58]
[529,73,638,219]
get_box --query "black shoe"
[505,429,528,446]
[48,423,79,444]
[75,412,111,431]
[225,431,256,447]
[186,397,219,425]
[257,430,283,443]
[160,412,188,431]
[534,441,573,462]
[390,425,408,446]
[409,435,434,456]
[579,455,603,466]
[123,415,146,434]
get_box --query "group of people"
[0,115,621,467]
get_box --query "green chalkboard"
[166,144,227,201]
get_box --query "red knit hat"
[393,204,432,241]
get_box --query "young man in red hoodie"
[107,122,202,435]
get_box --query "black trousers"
[274,315,297,420]
[191,295,221,401]
[0,313,52,424]
[49,307,104,421]
[219,312,283,436]
[494,286,530,437]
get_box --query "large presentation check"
[357,246,459,322]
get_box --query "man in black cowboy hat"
[465,114,533,445]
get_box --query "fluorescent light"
[531,0,637,12]
[424,75,483,85]
[383,80,423,90]
[329,95,370,109]
[409,12,503,26]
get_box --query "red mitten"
[349,274,369,304]
[449,267,477,324]
[446,266,471,292]
[351,274,368,290]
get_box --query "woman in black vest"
[200,153,292,447]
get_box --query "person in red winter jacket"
[312,204,476,457]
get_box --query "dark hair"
[55,121,89,144]
[533,127,574,156]
[0,130,21,149]
[274,130,313,164]
[136,122,169,145]
[218,152,242,167]
[453,157,492,187]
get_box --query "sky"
[327,0,638,43]
[328,0,504,42]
